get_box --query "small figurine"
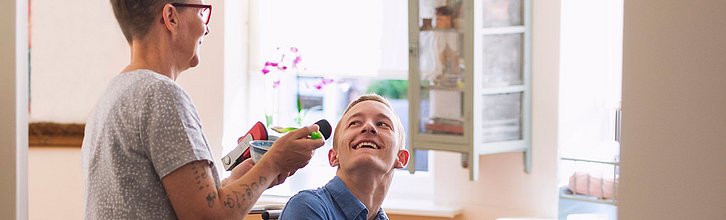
[431,6,461,87]
[435,6,453,29]
[421,18,433,31]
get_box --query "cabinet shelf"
[477,26,527,35]
[480,85,526,95]
[420,85,465,92]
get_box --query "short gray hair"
[110,0,187,43]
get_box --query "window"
[558,0,623,219]
[240,0,432,198]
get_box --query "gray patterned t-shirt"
[81,69,220,219]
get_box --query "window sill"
[382,198,462,218]
[256,195,462,218]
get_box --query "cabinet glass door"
[476,0,526,146]
[478,33,525,144]
[417,0,466,137]
[408,0,533,179]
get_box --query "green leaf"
[265,114,274,128]
[297,96,303,113]
[366,80,408,99]
[271,126,298,133]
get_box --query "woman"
[81,1,325,219]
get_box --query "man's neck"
[123,35,181,80]
[337,169,394,220]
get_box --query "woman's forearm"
[211,160,280,219]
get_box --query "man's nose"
[204,25,210,36]
[360,122,377,134]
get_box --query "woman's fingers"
[286,124,320,139]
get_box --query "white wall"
[28,147,82,220]
[620,0,726,219]
[30,0,226,164]
[30,0,126,123]
[428,0,561,219]
[1,0,28,219]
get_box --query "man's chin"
[344,157,390,172]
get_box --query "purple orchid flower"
[272,80,281,88]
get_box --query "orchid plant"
[261,47,334,127]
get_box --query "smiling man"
[280,94,410,220]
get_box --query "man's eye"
[376,122,391,129]
[348,121,360,127]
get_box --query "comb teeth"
[314,119,332,140]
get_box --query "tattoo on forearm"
[220,176,269,211]
[258,176,267,187]
[241,184,253,200]
[223,191,243,209]
[206,192,217,208]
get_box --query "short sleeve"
[139,79,213,178]
[280,191,329,220]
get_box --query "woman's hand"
[258,124,325,177]
[221,158,255,186]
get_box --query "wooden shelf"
[420,85,464,91]
[29,122,84,147]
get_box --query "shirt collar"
[325,176,389,220]
[376,208,389,220]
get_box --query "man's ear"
[328,148,340,167]
[394,149,410,169]
[161,4,179,32]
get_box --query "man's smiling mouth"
[353,142,380,150]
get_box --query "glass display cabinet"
[407,0,531,180]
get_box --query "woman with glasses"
[81,1,325,219]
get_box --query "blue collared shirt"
[280,176,388,220]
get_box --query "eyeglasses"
[171,3,212,25]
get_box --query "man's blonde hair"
[332,94,406,151]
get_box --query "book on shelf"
[429,117,463,126]
[425,118,464,135]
